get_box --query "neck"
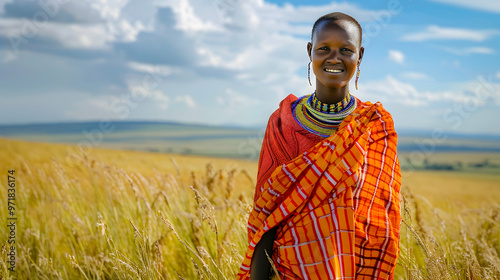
[314,82,350,104]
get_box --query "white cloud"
[209,0,386,36]
[439,79,500,105]
[217,88,259,107]
[401,72,430,80]
[402,25,500,42]
[359,75,432,106]
[0,0,151,52]
[175,95,197,108]
[358,75,500,107]
[128,62,172,75]
[496,71,500,79]
[196,47,226,68]
[428,0,500,14]
[59,24,114,49]
[0,18,145,51]
[89,0,130,21]
[388,50,404,64]
[168,0,220,32]
[443,46,494,55]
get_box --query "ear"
[358,46,365,65]
[307,42,312,61]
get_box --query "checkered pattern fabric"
[237,95,401,280]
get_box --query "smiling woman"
[237,12,402,280]
[308,15,364,102]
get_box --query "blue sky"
[0,0,499,135]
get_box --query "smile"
[324,68,344,73]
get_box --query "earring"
[308,62,312,86]
[355,63,360,90]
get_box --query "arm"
[250,227,278,280]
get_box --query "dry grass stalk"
[125,173,152,212]
[65,254,91,280]
[190,186,218,235]
[189,185,226,280]
[154,240,166,280]
[225,169,237,199]
[192,258,204,279]
[158,211,218,280]
[151,190,170,209]
[265,249,282,280]
[170,157,181,178]
[240,168,255,187]
[206,163,216,192]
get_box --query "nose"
[327,50,341,63]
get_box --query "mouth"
[323,68,344,74]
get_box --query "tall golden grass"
[0,138,499,279]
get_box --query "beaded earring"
[355,63,360,90]
[308,61,312,86]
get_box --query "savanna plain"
[1,138,499,279]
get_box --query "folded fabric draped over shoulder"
[237,95,401,280]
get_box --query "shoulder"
[263,93,317,142]
[267,93,300,123]
[277,94,299,114]
[353,96,397,141]
[280,94,300,108]
[354,96,395,126]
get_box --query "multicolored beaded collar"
[292,92,357,137]
[310,92,352,113]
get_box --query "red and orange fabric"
[237,94,401,279]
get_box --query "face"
[307,20,364,90]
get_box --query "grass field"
[1,137,499,279]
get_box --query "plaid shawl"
[237,94,401,280]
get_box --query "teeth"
[325,69,343,73]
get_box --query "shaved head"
[311,12,362,46]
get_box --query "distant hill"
[1,121,500,160]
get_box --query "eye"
[341,48,353,52]
[318,46,329,51]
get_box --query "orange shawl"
[238,94,401,279]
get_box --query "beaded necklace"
[292,92,357,137]
[310,93,352,113]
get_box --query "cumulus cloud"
[175,95,197,108]
[402,25,500,42]
[113,7,197,66]
[388,50,404,64]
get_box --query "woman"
[238,12,401,280]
